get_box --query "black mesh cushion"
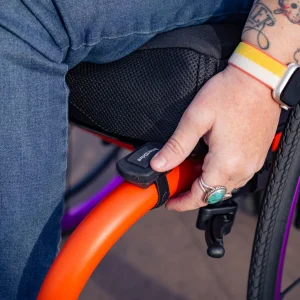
[67,24,243,146]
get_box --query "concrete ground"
[63,126,300,300]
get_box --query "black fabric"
[67,24,243,146]
[141,24,243,59]
[68,49,218,145]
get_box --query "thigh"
[0,4,68,299]
[53,0,254,65]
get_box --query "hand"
[150,65,281,211]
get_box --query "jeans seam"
[68,10,249,51]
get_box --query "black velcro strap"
[153,174,170,209]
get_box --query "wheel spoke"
[281,277,300,299]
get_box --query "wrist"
[225,64,269,94]
[225,64,281,112]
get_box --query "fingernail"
[151,153,166,170]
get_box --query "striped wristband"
[228,41,287,90]
[227,41,300,110]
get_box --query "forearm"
[242,0,300,64]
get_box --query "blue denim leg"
[55,0,254,66]
[0,1,254,299]
[0,2,69,299]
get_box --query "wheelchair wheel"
[247,104,300,300]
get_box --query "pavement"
[63,126,300,300]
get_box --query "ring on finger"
[198,178,227,205]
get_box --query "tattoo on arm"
[244,1,300,51]
[294,48,300,62]
[243,1,276,50]
[274,0,300,24]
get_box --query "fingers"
[166,171,229,212]
[166,153,253,212]
[150,107,213,172]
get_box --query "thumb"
[150,107,212,172]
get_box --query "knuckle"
[228,156,244,169]
[219,165,231,181]
[245,163,259,178]
[184,110,200,130]
[165,137,186,158]
[183,108,211,134]
[221,157,242,177]
[238,163,257,180]
[222,156,253,179]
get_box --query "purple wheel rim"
[275,178,300,299]
[61,175,123,232]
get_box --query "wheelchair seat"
[67,24,243,146]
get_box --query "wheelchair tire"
[247,103,300,300]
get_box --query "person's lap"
[0,1,253,299]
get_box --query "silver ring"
[198,178,227,205]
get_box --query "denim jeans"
[0,1,253,299]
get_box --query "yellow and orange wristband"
[229,41,300,110]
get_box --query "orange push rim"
[38,158,202,300]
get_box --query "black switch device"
[117,142,166,188]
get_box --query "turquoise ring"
[199,178,227,204]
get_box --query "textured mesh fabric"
[67,48,221,144]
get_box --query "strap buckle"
[117,142,169,208]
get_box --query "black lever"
[196,200,238,258]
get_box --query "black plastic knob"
[207,246,225,258]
